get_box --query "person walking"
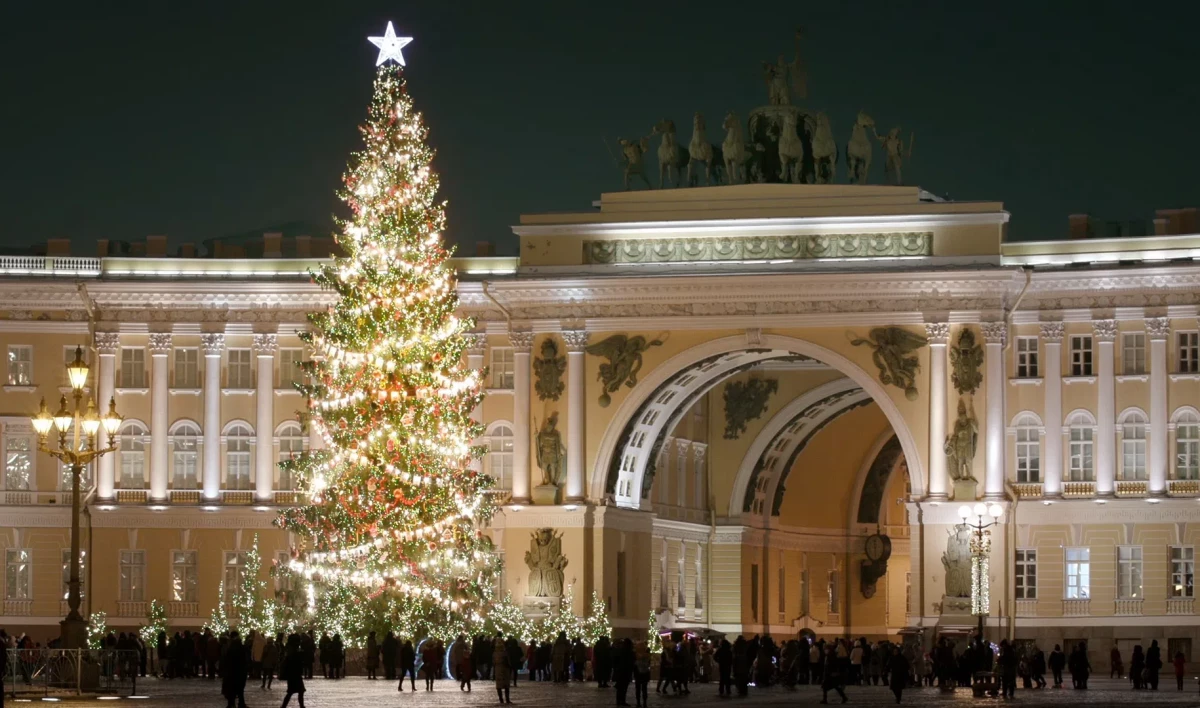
[1110,644,1124,679]
[422,640,439,691]
[318,633,331,679]
[997,640,1018,699]
[715,639,733,697]
[1130,645,1145,689]
[594,636,612,688]
[611,638,633,706]
[261,636,279,690]
[280,635,306,708]
[1068,643,1090,689]
[365,630,379,680]
[888,648,910,704]
[457,638,474,692]
[820,644,847,704]
[1146,640,1162,690]
[221,632,249,708]
[1048,645,1065,688]
[301,632,315,681]
[633,640,651,708]
[493,635,512,705]
[381,632,397,681]
[1031,645,1046,688]
[398,639,416,692]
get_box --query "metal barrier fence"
[6,649,139,696]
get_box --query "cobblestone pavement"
[21,676,1200,707]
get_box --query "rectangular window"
[490,348,514,389]
[1065,547,1090,599]
[279,349,305,387]
[1016,336,1039,378]
[1070,335,1093,376]
[1068,427,1094,481]
[227,349,253,389]
[120,348,145,388]
[119,550,146,602]
[1178,423,1200,480]
[750,564,759,621]
[227,451,251,490]
[1171,546,1194,598]
[828,568,841,614]
[1122,424,1147,480]
[1117,546,1143,599]
[616,551,626,616]
[173,445,197,488]
[173,348,199,388]
[1015,549,1037,600]
[5,549,30,600]
[61,549,85,601]
[6,346,32,387]
[1123,333,1146,375]
[171,550,197,603]
[223,551,247,592]
[1016,428,1040,483]
[4,435,32,491]
[1179,332,1199,374]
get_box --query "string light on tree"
[277,23,500,643]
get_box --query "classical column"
[464,333,488,474]
[693,443,708,509]
[924,323,950,501]
[1147,317,1171,496]
[980,322,1007,500]
[253,334,278,502]
[148,333,173,501]
[94,332,119,501]
[561,330,589,503]
[200,334,225,500]
[1094,319,1118,496]
[675,439,691,507]
[509,330,535,504]
[1040,322,1065,498]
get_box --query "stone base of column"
[981,492,1007,502]
[1148,488,1166,498]
[510,496,532,506]
[532,485,559,506]
[1095,490,1115,498]
[563,495,586,504]
[925,493,949,503]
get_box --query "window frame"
[1120,412,1148,481]
[225,424,252,490]
[119,423,148,489]
[1122,332,1147,375]
[6,345,32,387]
[1015,548,1037,600]
[1067,418,1095,482]
[278,348,305,388]
[1117,545,1144,600]
[5,548,30,600]
[1014,416,1041,483]
[4,432,33,491]
[1176,412,1200,480]
[173,347,199,388]
[227,348,253,389]
[171,550,198,603]
[1171,546,1195,599]
[119,549,146,603]
[1179,331,1200,374]
[1065,547,1090,600]
[1015,336,1039,378]
[486,423,514,491]
[1070,335,1094,376]
[120,347,146,388]
[489,347,514,389]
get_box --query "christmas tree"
[88,611,108,650]
[277,26,497,643]
[139,599,168,646]
[581,591,612,643]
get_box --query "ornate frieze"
[1092,319,1118,341]
[560,329,590,352]
[1039,321,1065,342]
[1145,317,1171,341]
[583,232,933,265]
[94,332,121,355]
[924,322,950,345]
[252,333,279,357]
[508,330,535,352]
[148,333,173,354]
[200,333,226,355]
[980,321,1007,347]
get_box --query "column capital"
[1092,319,1118,342]
[674,438,692,459]
[508,330,535,353]
[980,321,1007,347]
[148,333,173,355]
[252,333,278,357]
[200,333,226,356]
[95,332,120,356]
[561,330,590,352]
[1039,321,1065,342]
[463,332,488,356]
[1145,317,1171,341]
[924,322,950,345]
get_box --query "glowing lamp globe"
[80,399,101,437]
[31,398,53,437]
[101,398,123,436]
[957,505,972,520]
[53,397,73,434]
[66,346,90,391]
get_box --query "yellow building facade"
[2,185,1199,667]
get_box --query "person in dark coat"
[505,636,522,686]
[1145,640,1163,690]
[1048,645,1065,688]
[1068,643,1090,689]
[300,632,315,681]
[398,639,417,691]
[261,636,279,690]
[732,636,751,697]
[594,636,612,687]
[280,635,306,708]
[611,638,633,706]
[1031,646,1046,689]
[997,640,1018,699]
[1130,645,1145,689]
[421,640,438,691]
[715,639,733,697]
[820,644,847,704]
[381,632,398,681]
[221,632,249,708]
[888,648,910,703]
[318,633,331,679]
[365,631,379,680]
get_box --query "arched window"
[1066,412,1095,482]
[1013,414,1041,483]
[119,422,147,489]
[171,422,200,489]
[226,423,253,491]
[1176,410,1200,480]
[486,423,514,491]
[277,422,305,491]
[1119,410,1148,481]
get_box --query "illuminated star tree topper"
[368,21,414,66]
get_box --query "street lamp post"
[957,502,1004,643]
[31,346,123,649]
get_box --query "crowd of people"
[0,626,1194,705]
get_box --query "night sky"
[4,1,1198,255]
